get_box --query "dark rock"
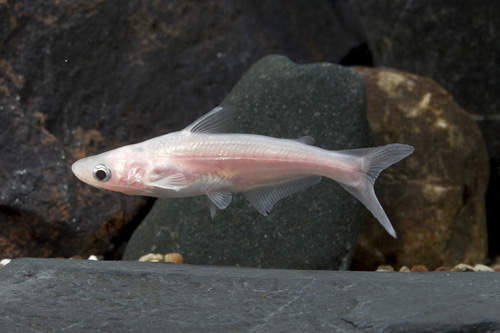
[124,55,371,269]
[0,1,361,258]
[0,258,499,332]
[349,0,500,258]
[352,67,488,270]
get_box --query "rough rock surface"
[0,258,499,332]
[352,67,489,270]
[350,0,500,257]
[124,55,372,269]
[0,1,360,259]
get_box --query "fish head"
[71,144,152,195]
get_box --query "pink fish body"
[72,106,414,237]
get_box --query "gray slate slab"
[0,258,498,332]
[123,55,372,270]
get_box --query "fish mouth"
[71,160,87,182]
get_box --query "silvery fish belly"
[72,106,414,238]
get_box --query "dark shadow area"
[340,43,374,67]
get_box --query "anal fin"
[243,176,321,216]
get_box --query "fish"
[72,106,414,238]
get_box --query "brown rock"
[350,3,500,261]
[410,265,428,272]
[352,67,488,271]
[165,253,184,264]
[70,255,84,260]
[398,266,410,272]
[434,266,450,272]
[376,265,394,272]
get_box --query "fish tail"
[335,144,414,238]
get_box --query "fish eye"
[92,164,112,182]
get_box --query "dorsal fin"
[182,106,234,134]
[294,136,315,145]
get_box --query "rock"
[474,264,493,272]
[0,259,12,266]
[1,258,499,332]
[435,266,451,272]
[410,265,428,273]
[451,263,475,272]
[398,266,410,272]
[350,1,500,259]
[165,253,184,264]
[376,265,394,272]
[69,255,84,260]
[137,253,184,263]
[138,253,164,262]
[0,1,361,259]
[124,55,371,269]
[352,67,489,270]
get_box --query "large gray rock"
[0,258,499,332]
[124,55,372,269]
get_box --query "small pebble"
[88,255,99,261]
[374,262,500,272]
[0,259,11,266]
[165,253,184,264]
[376,265,394,272]
[70,255,84,260]
[434,266,450,271]
[491,264,500,272]
[139,253,164,262]
[450,263,475,272]
[474,264,493,272]
[410,265,428,272]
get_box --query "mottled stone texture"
[0,1,358,259]
[353,67,488,270]
[350,0,500,257]
[124,55,371,269]
[1,258,499,332]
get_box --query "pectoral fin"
[148,173,190,192]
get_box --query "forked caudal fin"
[337,143,414,238]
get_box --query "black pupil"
[95,169,107,181]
